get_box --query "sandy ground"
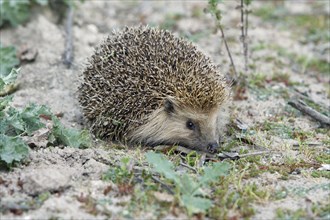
[0,1,329,219]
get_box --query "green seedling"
[146,152,230,215]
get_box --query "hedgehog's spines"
[78,26,230,146]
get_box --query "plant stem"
[241,0,248,73]
[217,21,238,81]
[63,5,74,68]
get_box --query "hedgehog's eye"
[186,119,196,130]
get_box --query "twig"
[288,99,330,127]
[240,0,244,43]
[292,142,323,148]
[292,142,324,150]
[179,162,197,173]
[292,88,330,110]
[151,176,174,194]
[217,150,270,160]
[244,2,249,70]
[245,2,248,37]
[240,0,248,73]
[217,22,238,81]
[63,4,74,68]
[208,1,238,82]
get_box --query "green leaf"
[244,0,252,5]
[182,194,213,215]
[0,78,4,91]
[0,95,12,112]
[50,116,91,148]
[180,174,203,196]
[3,107,26,135]
[0,0,31,27]
[0,45,20,77]
[199,162,231,185]
[0,134,29,165]
[1,68,19,86]
[208,0,223,20]
[146,152,179,183]
[34,0,48,6]
[2,104,51,136]
[20,104,51,135]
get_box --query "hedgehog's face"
[161,98,221,153]
[130,98,225,153]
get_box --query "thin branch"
[217,21,238,81]
[179,162,197,173]
[288,99,330,127]
[240,0,248,73]
[217,150,270,160]
[245,3,249,68]
[63,5,74,68]
[151,176,174,194]
[240,0,245,44]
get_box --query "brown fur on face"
[129,98,229,153]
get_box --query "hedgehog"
[78,26,231,153]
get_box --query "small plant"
[0,44,91,168]
[102,157,134,184]
[206,0,238,80]
[146,152,231,215]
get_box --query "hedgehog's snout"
[206,142,219,153]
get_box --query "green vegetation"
[0,44,19,76]
[0,44,91,168]
[0,0,48,27]
[0,0,83,27]
[261,121,294,139]
[276,192,330,219]
[312,170,330,179]
[146,152,231,215]
[252,41,329,77]
[102,157,134,184]
[210,181,269,218]
[254,3,329,43]
[276,208,309,220]
[100,152,274,218]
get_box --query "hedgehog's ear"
[164,98,175,114]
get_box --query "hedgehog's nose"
[207,142,219,153]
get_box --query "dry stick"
[293,88,330,110]
[179,162,197,173]
[244,2,249,71]
[63,5,74,68]
[218,150,270,160]
[240,0,248,72]
[216,21,238,82]
[288,99,330,127]
[151,176,174,194]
